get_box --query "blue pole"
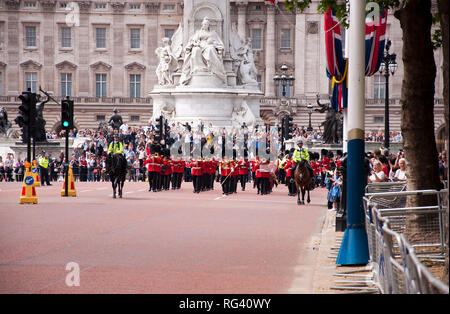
[336,0,369,265]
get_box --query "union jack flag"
[324,6,388,111]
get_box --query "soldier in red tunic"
[191,158,202,193]
[284,155,297,196]
[153,152,162,192]
[219,157,231,195]
[230,158,239,193]
[238,157,250,191]
[143,153,154,192]
[251,156,260,189]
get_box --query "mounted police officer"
[108,134,124,155]
[292,139,314,178]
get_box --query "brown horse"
[294,160,312,205]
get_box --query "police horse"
[294,160,313,205]
[105,153,127,198]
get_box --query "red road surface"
[0,180,328,294]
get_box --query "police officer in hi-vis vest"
[38,150,52,186]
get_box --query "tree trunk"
[394,0,440,242]
[438,0,449,286]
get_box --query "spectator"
[393,158,407,182]
[368,160,386,183]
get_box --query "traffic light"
[15,91,37,143]
[155,115,163,142]
[61,97,74,130]
[285,116,294,140]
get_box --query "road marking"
[79,190,93,193]
[96,187,108,190]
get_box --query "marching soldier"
[230,158,239,194]
[143,153,155,191]
[251,156,260,189]
[153,152,162,192]
[161,155,172,191]
[219,157,231,195]
[258,158,271,195]
[285,154,297,196]
[191,158,202,193]
[238,157,250,191]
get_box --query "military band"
[137,138,337,197]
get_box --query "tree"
[284,0,448,284]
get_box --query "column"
[265,4,276,97]
[336,0,369,266]
[42,1,56,93]
[111,2,126,97]
[236,2,247,40]
[77,2,91,96]
[294,9,305,96]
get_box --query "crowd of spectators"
[365,129,403,143]
[1,119,446,186]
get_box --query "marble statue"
[155,37,178,86]
[231,100,256,127]
[180,17,226,85]
[238,38,258,85]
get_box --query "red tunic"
[238,160,249,175]
[191,161,202,176]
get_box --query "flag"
[324,6,388,110]
[264,0,276,3]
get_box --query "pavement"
[0,179,376,294]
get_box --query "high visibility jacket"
[293,148,309,162]
[108,141,124,154]
[38,156,49,168]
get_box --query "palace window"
[25,26,37,47]
[257,75,262,91]
[61,73,72,97]
[130,74,141,98]
[0,72,2,96]
[374,75,385,99]
[130,4,140,10]
[130,28,140,49]
[95,73,107,97]
[61,27,71,48]
[24,2,37,8]
[279,84,291,98]
[95,3,107,9]
[163,4,175,11]
[251,29,262,50]
[96,28,106,48]
[280,29,291,49]
[25,72,37,93]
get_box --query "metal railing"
[363,185,448,294]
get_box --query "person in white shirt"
[368,160,386,183]
[393,158,407,182]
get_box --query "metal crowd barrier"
[363,187,448,294]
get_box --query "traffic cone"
[32,160,41,187]
[20,162,38,204]
[61,166,76,197]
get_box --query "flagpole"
[336,0,369,265]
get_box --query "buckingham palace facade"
[0,0,446,138]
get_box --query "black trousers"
[239,174,247,190]
[193,175,201,192]
[221,175,231,195]
[39,166,51,185]
[260,177,270,195]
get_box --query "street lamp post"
[379,39,397,149]
[273,64,295,98]
[306,103,313,132]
